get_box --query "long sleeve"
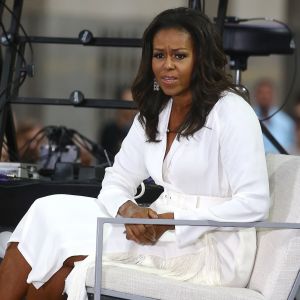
[174,94,270,247]
[96,115,150,217]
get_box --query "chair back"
[248,154,300,300]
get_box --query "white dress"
[8,92,270,298]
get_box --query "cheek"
[152,62,161,78]
[181,66,194,85]
[187,62,195,82]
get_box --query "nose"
[164,55,175,70]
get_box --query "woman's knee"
[26,266,72,300]
[5,242,18,251]
[63,255,87,268]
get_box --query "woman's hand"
[153,212,175,242]
[118,201,158,245]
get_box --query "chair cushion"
[86,264,264,300]
[248,154,300,300]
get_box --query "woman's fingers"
[129,224,145,238]
[125,226,139,244]
[132,224,155,244]
[125,224,156,245]
[143,225,156,243]
[131,222,156,242]
[147,208,158,219]
[120,205,160,244]
[123,211,174,245]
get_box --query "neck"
[260,106,270,118]
[172,95,192,113]
[168,97,192,133]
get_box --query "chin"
[160,87,178,97]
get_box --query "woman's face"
[152,27,195,102]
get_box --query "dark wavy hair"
[132,7,235,142]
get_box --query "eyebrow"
[153,48,188,51]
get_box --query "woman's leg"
[25,255,87,300]
[0,242,31,300]
[25,267,71,300]
[0,242,87,300]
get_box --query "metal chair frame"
[86,217,300,300]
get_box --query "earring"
[153,78,160,91]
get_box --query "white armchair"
[86,154,300,300]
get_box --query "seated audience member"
[0,143,9,162]
[253,78,295,153]
[16,120,93,167]
[0,119,43,163]
[0,8,270,300]
[16,119,43,163]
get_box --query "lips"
[161,76,178,85]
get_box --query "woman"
[0,7,270,300]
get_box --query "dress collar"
[157,98,173,139]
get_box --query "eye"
[153,52,164,59]
[175,53,187,60]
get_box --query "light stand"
[229,55,288,154]
[230,56,250,101]
[221,14,295,155]
[194,0,292,154]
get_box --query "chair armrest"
[94,218,300,300]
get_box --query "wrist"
[118,200,137,217]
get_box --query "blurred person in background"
[16,119,93,167]
[0,119,43,163]
[16,119,43,163]
[98,87,136,157]
[253,78,295,153]
[0,142,9,162]
[291,94,300,155]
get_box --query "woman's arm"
[174,94,270,247]
[97,115,160,244]
[97,115,150,216]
